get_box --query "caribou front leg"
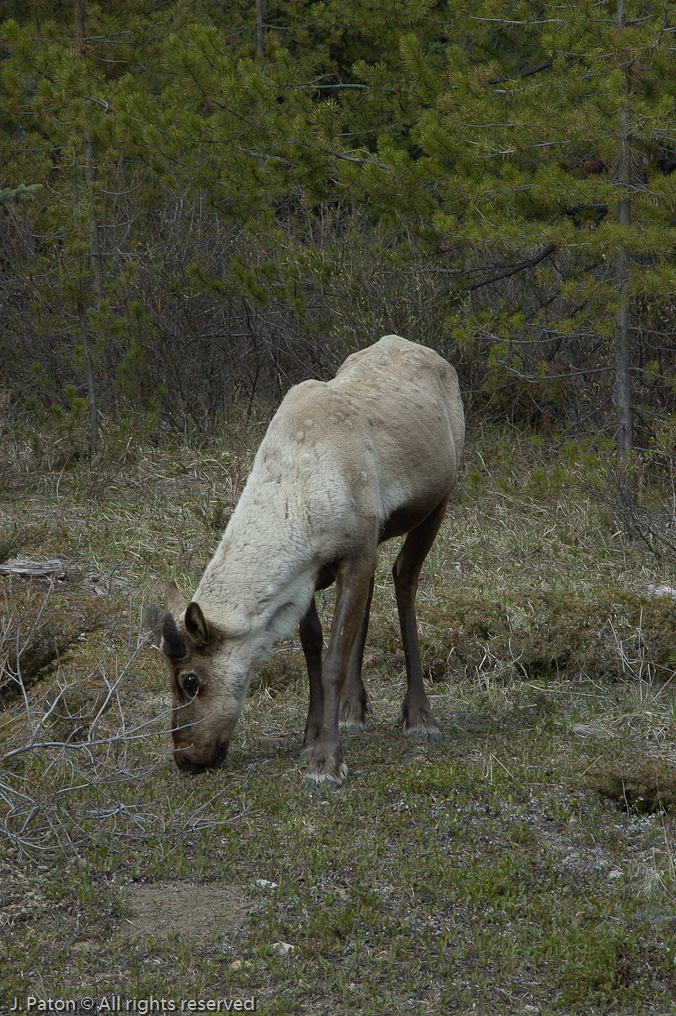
[306,556,375,789]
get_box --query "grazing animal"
[145,335,464,788]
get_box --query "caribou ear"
[185,601,212,647]
[166,578,188,616]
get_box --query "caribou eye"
[180,672,200,697]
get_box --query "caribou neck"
[193,477,319,641]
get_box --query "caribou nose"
[174,742,228,773]
[175,751,208,774]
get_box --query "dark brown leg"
[339,573,374,733]
[299,596,323,756]
[306,555,376,789]
[393,497,449,741]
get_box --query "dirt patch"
[124,882,250,943]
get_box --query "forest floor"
[2,421,676,1015]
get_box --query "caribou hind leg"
[393,496,449,741]
[299,596,324,757]
[306,556,376,789]
[339,573,373,733]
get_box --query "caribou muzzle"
[173,740,229,774]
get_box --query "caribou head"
[144,579,260,773]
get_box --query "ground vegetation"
[2,426,676,1013]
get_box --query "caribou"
[145,335,464,788]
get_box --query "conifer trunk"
[74,0,100,454]
[614,0,633,458]
[255,0,264,57]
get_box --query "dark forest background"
[2,0,676,461]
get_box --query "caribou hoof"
[305,761,349,790]
[399,708,442,742]
[339,701,369,734]
[339,721,366,735]
[404,725,442,742]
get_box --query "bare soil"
[124,883,250,944]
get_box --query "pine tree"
[0,2,201,449]
[5,0,676,447]
[378,0,676,449]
